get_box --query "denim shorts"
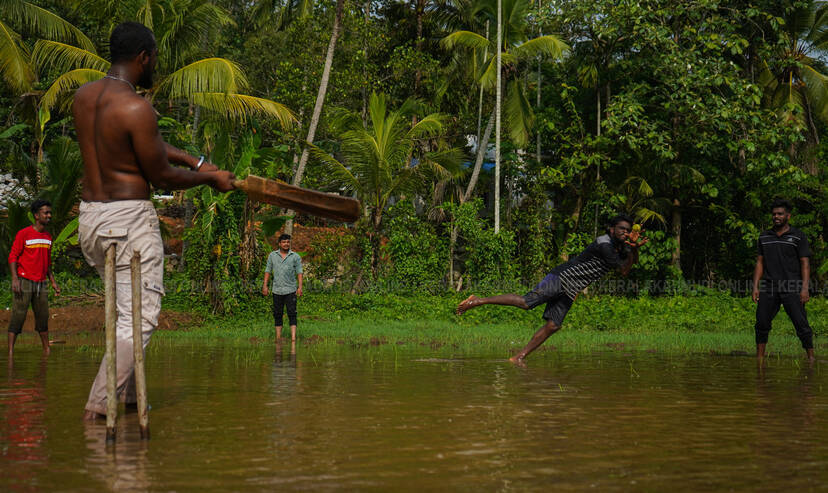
[522,273,574,326]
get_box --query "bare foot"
[42,347,50,356]
[456,295,479,315]
[509,355,527,367]
[83,410,105,421]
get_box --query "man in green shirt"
[262,234,303,341]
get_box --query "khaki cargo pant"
[8,277,49,334]
[79,200,165,415]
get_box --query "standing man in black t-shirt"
[752,199,814,362]
[456,214,648,365]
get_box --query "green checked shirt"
[265,250,303,295]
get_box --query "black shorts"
[272,292,298,326]
[522,273,573,326]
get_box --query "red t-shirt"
[8,226,52,282]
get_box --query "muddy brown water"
[1,341,827,491]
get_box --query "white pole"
[495,0,502,233]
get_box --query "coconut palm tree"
[67,0,235,70]
[441,0,567,201]
[759,0,828,173]
[289,0,345,191]
[31,29,294,128]
[311,92,463,271]
[0,0,93,94]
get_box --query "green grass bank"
[3,278,825,356]
[161,289,828,357]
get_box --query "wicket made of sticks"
[104,244,150,442]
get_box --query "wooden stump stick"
[131,251,150,439]
[104,243,117,443]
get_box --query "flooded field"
[2,339,828,491]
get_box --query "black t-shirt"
[550,234,629,300]
[757,227,810,288]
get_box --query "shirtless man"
[73,22,235,420]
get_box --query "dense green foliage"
[2,0,828,314]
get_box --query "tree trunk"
[494,0,502,233]
[802,91,820,175]
[535,0,541,168]
[361,1,370,127]
[180,198,194,271]
[670,198,681,273]
[536,62,541,168]
[414,0,425,94]
[449,221,457,289]
[290,77,308,173]
[464,108,496,203]
[593,87,601,237]
[238,198,259,279]
[286,0,346,234]
[476,20,490,145]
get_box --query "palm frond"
[190,92,295,128]
[419,148,465,181]
[0,20,32,93]
[155,57,249,99]
[41,136,82,225]
[577,63,598,88]
[40,68,105,113]
[441,30,491,51]
[809,2,828,49]
[622,176,654,198]
[308,143,360,192]
[135,0,161,30]
[327,106,363,134]
[158,1,235,67]
[32,40,109,75]
[478,51,518,90]
[407,113,448,140]
[510,34,569,61]
[504,79,533,147]
[800,64,828,123]
[633,207,666,226]
[10,0,96,52]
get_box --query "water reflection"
[82,421,149,493]
[2,345,828,491]
[275,338,296,366]
[2,355,48,491]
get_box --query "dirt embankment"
[158,212,347,258]
[0,302,202,334]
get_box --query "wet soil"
[0,303,202,334]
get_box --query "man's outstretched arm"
[129,100,233,191]
[164,143,218,172]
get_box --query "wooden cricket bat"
[232,175,361,223]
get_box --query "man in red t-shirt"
[8,199,61,357]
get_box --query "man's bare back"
[73,77,234,201]
[74,79,157,201]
